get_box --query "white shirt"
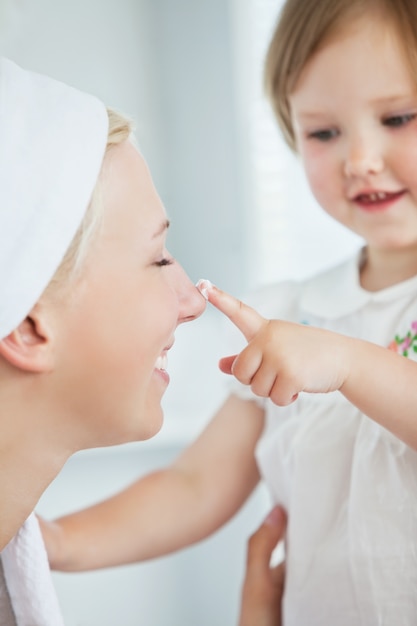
[229,252,417,626]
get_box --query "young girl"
[41,0,417,622]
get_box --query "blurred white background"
[1,0,361,624]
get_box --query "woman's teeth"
[155,355,168,371]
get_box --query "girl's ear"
[0,306,55,373]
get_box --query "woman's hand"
[239,506,286,626]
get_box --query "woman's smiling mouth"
[155,354,168,371]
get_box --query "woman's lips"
[154,355,170,386]
[353,189,406,211]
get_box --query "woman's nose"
[173,263,206,324]
[343,135,384,178]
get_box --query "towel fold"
[1,513,64,626]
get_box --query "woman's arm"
[40,394,264,571]
[239,506,286,626]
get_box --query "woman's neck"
[0,388,71,550]
[359,246,417,291]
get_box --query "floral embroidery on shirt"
[388,321,417,356]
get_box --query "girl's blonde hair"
[49,107,133,289]
[265,0,417,150]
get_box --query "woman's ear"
[0,305,55,372]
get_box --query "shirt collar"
[300,248,417,319]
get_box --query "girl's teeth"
[155,355,168,371]
[359,191,389,202]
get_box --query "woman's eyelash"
[155,257,174,267]
[383,112,417,127]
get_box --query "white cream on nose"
[196,278,213,300]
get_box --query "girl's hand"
[206,284,351,406]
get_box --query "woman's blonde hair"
[265,0,417,150]
[49,107,133,289]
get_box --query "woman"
[0,56,284,625]
[0,56,205,622]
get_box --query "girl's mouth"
[354,190,406,210]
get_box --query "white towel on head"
[1,513,65,625]
[0,57,108,340]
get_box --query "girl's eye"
[383,112,417,128]
[155,257,174,267]
[308,128,339,142]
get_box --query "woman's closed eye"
[155,256,174,267]
[383,112,417,128]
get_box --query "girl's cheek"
[298,138,319,167]
[298,136,327,160]
[299,143,323,178]
[302,153,333,201]
[392,138,417,177]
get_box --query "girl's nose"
[173,263,206,324]
[343,136,384,178]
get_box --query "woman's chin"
[137,401,164,441]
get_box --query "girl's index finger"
[196,279,265,341]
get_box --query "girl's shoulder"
[245,279,302,320]
[247,254,359,321]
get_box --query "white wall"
[1,0,160,174]
[141,0,251,294]
[2,0,249,294]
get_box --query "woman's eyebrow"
[152,219,170,239]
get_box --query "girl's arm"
[40,394,263,571]
[335,338,417,449]
[208,284,417,451]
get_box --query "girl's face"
[53,141,206,447]
[289,17,417,256]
